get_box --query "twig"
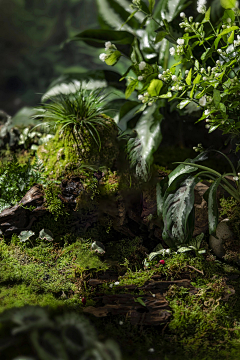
[187,265,204,275]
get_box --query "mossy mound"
[37,115,119,180]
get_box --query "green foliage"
[35,87,114,152]
[44,182,67,221]
[0,154,47,212]
[0,306,121,360]
[157,149,240,247]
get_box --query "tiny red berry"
[159,260,165,265]
[82,297,86,306]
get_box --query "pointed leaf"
[149,0,156,13]
[125,79,138,99]
[162,175,200,247]
[177,99,191,109]
[208,177,222,236]
[186,68,192,85]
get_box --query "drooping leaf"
[127,103,163,180]
[208,176,222,236]
[156,176,169,216]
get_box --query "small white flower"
[227,18,232,23]
[177,38,185,45]
[196,22,200,26]
[185,70,189,75]
[148,348,155,353]
[138,94,144,100]
[163,71,166,75]
[119,321,124,325]
[217,49,222,53]
[227,25,231,28]
[215,73,220,77]
[222,24,226,29]
[99,53,108,62]
[159,65,162,69]
[144,92,149,96]
[189,16,193,22]
[105,41,112,50]
[158,74,163,79]
[152,294,156,297]
[238,172,240,176]
[148,102,153,106]
[211,67,217,72]
[197,0,207,13]
[171,86,176,91]
[138,76,144,81]
[216,60,220,65]
[172,75,178,81]
[233,176,239,181]
[179,86,183,90]
[139,61,146,70]
[204,109,210,115]
[208,66,211,72]
[193,146,197,150]
[114,281,120,285]
[169,47,176,56]
[205,119,210,122]
[198,143,202,147]
[199,96,207,106]
[200,68,205,73]
[109,283,113,288]
[180,12,186,18]
[205,124,210,129]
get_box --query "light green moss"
[37,117,119,180]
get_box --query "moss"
[44,181,68,221]
[37,117,119,180]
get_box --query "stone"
[209,219,233,258]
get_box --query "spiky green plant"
[34,86,112,153]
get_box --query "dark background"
[0,0,99,115]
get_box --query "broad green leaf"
[120,65,134,81]
[18,230,35,243]
[208,177,222,236]
[105,50,122,66]
[147,79,163,96]
[186,68,192,85]
[162,175,200,247]
[213,89,221,108]
[125,79,138,99]
[149,0,156,13]
[220,0,236,9]
[223,9,235,22]
[127,103,163,180]
[168,151,209,186]
[155,30,168,44]
[177,99,191,109]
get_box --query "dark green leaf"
[208,177,222,236]
[155,30,168,44]
[213,89,221,108]
[149,0,156,13]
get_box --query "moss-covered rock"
[37,115,119,180]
